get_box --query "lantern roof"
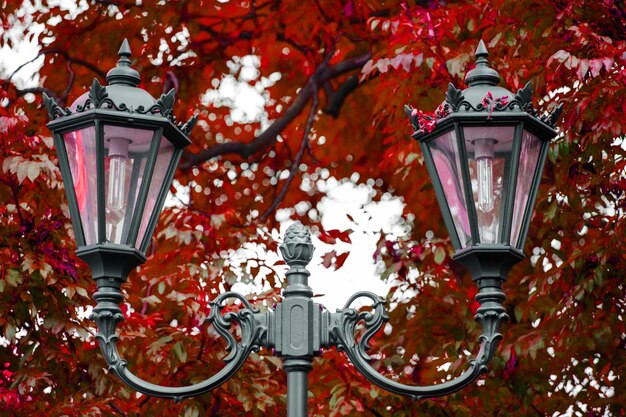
[405,40,563,139]
[42,39,198,139]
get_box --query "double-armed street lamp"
[43,39,562,416]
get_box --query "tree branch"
[139,282,154,315]
[15,87,59,100]
[178,52,371,170]
[163,70,180,95]
[8,48,106,107]
[324,74,359,117]
[211,396,221,416]
[259,82,318,221]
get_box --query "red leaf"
[318,231,337,244]
[335,252,349,269]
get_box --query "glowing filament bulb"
[474,138,496,213]
[106,137,130,212]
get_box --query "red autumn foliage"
[1,0,625,416]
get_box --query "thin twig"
[8,48,105,83]
[313,0,330,21]
[530,404,545,416]
[60,61,75,105]
[211,396,221,416]
[259,82,318,221]
[6,55,43,84]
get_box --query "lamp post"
[43,39,562,415]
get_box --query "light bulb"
[106,137,130,213]
[474,138,495,213]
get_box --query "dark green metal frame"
[49,115,186,271]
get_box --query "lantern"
[406,40,562,278]
[44,39,197,282]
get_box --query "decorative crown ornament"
[279,222,314,267]
[404,40,563,135]
[42,38,198,135]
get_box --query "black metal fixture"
[44,39,561,416]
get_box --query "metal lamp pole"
[44,39,562,416]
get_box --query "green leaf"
[173,341,188,363]
[434,247,446,264]
[76,287,88,298]
[6,269,23,287]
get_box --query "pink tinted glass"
[510,130,542,248]
[429,130,472,247]
[64,127,98,245]
[134,136,174,250]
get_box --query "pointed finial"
[464,39,500,87]
[106,38,141,87]
[118,38,132,58]
[475,39,488,59]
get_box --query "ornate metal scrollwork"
[445,82,465,112]
[90,286,265,402]
[156,89,176,118]
[442,81,536,115]
[42,93,70,120]
[43,77,198,132]
[90,287,124,365]
[540,103,564,128]
[406,80,562,134]
[207,291,266,362]
[331,291,388,361]
[178,114,198,135]
[331,286,508,400]
[75,79,131,113]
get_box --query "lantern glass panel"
[134,136,175,249]
[103,125,154,245]
[510,130,542,248]
[64,127,98,245]
[428,130,472,247]
[464,125,515,244]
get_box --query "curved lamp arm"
[90,287,265,402]
[331,288,507,400]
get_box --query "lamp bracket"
[86,223,519,411]
[329,283,507,399]
[90,285,266,402]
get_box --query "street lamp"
[44,39,561,415]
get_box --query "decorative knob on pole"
[279,222,314,269]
